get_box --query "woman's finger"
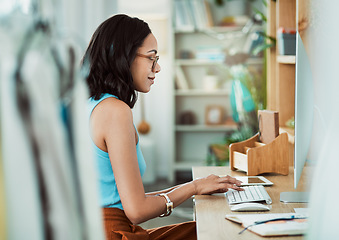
[218,176,242,186]
[221,183,244,191]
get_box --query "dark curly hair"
[82,14,151,108]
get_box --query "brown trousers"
[102,208,197,240]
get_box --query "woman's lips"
[148,77,155,84]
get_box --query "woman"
[83,14,242,240]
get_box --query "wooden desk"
[192,166,310,240]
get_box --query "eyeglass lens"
[152,56,159,71]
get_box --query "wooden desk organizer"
[229,133,289,176]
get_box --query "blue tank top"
[88,93,146,209]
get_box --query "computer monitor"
[280,32,313,203]
[281,27,339,203]
[293,32,315,189]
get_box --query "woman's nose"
[154,62,161,73]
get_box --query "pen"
[239,215,307,234]
[254,214,307,225]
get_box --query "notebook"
[226,213,308,237]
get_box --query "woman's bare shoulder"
[90,97,134,149]
[93,97,132,120]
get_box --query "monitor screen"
[294,33,316,188]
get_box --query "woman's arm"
[145,184,184,196]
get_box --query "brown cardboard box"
[258,110,279,144]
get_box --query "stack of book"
[195,45,225,61]
[174,0,213,32]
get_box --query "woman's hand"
[192,174,243,195]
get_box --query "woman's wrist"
[191,180,198,195]
[157,193,173,217]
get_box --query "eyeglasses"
[136,53,159,72]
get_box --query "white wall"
[59,0,117,46]
[118,0,174,179]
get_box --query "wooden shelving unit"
[267,0,296,166]
[267,0,296,127]
[276,55,296,64]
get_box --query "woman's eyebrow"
[147,49,158,54]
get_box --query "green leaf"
[261,0,268,7]
[253,8,267,22]
[257,32,276,43]
[252,43,275,56]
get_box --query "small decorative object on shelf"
[277,27,296,55]
[137,94,151,135]
[203,67,220,91]
[203,74,219,91]
[178,111,196,125]
[179,49,194,59]
[205,105,224,125]
[206,143,229,166]
[175,65,189,90]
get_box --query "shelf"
[176,59,223,66]
[174,25,243,34]
[176,124,237,132]
[176,58,263,66]
[175,25,264,34]
[277,55,296,64]
[175,25,264,41]
[175,89,230,96]
[208,26,245,33]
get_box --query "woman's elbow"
[124,208,146,225]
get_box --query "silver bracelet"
[158,193,173,217]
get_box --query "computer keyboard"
[226,185,272,205]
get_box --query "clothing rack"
[0,3,104,239]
